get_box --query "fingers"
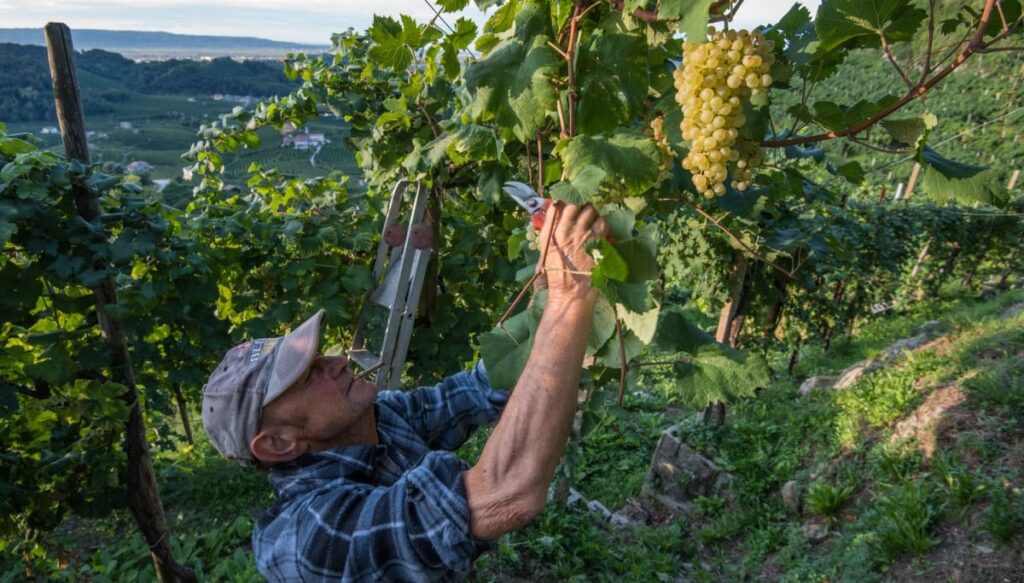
[591,216,610,240]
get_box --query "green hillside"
[0,43,302,123]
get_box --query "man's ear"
[250,429,306,463]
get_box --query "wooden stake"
[1008,169,1020,190]
[904,162,922,198]
[44,22,195,583]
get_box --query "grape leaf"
[548,166,607,205]
[463,3,558,142]
[589,238,629,283]
[833,161,866,184]
[560,130,662,197]
[669,344,770,409]
[658,0,715,42]
[618,301,660,344]
[654,305,715,353]
[575,32,649,134]
[478,304,541,390]
[594,328,644,369]
[437,0,470,10]
[588,296,617,355]
[816,0,926,51]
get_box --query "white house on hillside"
[282,132,328,150]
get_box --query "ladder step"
[369,257,403,308]
[347,349,380,372]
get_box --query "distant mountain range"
[0,28,328,54]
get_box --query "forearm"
[464,295,595,539]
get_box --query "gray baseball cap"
[201,309,325,464]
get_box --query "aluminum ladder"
[349,180,434,390]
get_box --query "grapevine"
[674,28,774,197]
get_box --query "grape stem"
[614,314,627,406]
[496,204,563,327]
[685,200,796,279]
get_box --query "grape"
[674,28,775,197]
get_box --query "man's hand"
[534,203,610,304]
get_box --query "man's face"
[261,355,379,449]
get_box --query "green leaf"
[437,0,470,10]
[367,16,414,70]
[589,238,629,283]
[669,344,770,409]
[560,130,662,198]
[548,166,607,205]
[921,167,1004,207]
[594,328,644,369]
[816,0,926,51]
[881,113,935,150]
[658,0,715,42]
[588,296,617,354]
[608,280,656,314]
[0,138,36,157]
[602,206,636,240]
[654,306,715,354]
[920,147,1003,206]
[478,304,541,390]
[618,302,660,344]
[575,32,649,134]
[921,147,986,179]
[834,161,865,184]
[463,3,558,142]
[614,238,659,284]
[484,0,522,34]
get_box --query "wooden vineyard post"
[702,253,751,425]
[904,162,922,199]
[44,23,195,583]
[1008,169,1020,191]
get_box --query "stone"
[801,517,830,544]
[882,334,929,358]
[798,376,837,396]
[833,360,879,390]
[587,499,613,520]
[565,487,585,508]
[609,499,650,528]
[781,480,802,515]
[642,426,732,509]
[914,320,944,337]
[1001,302,1024,319]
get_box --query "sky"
[0,0,821,45]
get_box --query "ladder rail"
[352,180,408,351]
[374,182,429,389]
[348,181,433,391]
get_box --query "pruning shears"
[502,181,552,231]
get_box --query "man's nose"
[323,356,348,378]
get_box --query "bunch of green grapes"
[524,223,539,251]
[674,28,774,198]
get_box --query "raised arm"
[462,203,607,540]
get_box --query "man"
[202,202,608,581]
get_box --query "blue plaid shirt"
[253,362,508,582]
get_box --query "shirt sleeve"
[256,452,484,582]
[379,360,508,451]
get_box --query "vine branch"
[763,0,1003,148]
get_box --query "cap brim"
[263,309,325,406]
